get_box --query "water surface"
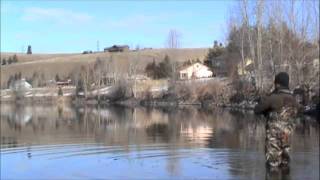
[1,104,319,179]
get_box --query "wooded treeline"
[225,0,319,92]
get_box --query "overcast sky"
[1,0,234,53]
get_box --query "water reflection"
[1,104,319,179]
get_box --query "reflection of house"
[179,63,213,80]
[10,79,32,91]
[180,125,213,144]
[237,58,254,76]
[104,45,129,52]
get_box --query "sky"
[1,0,235,53]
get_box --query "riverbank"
[0,95,72,106]
[1,79,319,119]
[2,93,319,120]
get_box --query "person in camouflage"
[254,72,298,170]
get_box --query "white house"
[10,79,32,91]
[179,63,213,80]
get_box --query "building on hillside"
[179,63,213,80]
[104,45,129,52]
[10,79,32,91]
[56,79,72,87]
[82,50,93,54]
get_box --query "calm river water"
[0,104,319,179]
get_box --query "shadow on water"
[0,104,319,179]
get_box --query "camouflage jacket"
[254,88,299,116]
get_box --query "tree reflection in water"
[0,104,318,179]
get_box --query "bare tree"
[231,0,318,91]
[93,57,104,101]
[79,65,91,99]
[166,29,181,49]
[240,0,257,84]
[256,0,264,90]
[129,50,140,98]
[166,29,181,81]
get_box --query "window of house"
[181,73,187,78]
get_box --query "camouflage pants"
[265,120,293,168]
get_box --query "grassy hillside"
[0,48,209,88]
[1,53,78,63]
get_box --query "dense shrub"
[229,93,245,104]
[145,55,173,79]
[156,80,231,104]
[1,55,18,66]
[75,78,85,97]
[106,79,132,101]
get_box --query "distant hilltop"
[0,48,209,88]
[104,45,129,52]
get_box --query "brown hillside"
[1,53,78,63]
[0,48,209,88]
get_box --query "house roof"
[11,79,32,90]
[104,45,129,50]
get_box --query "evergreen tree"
[214,40,218,48]
[158,55,172,78]
[203,44,225,71]
[8,57,12,64]
[1,59,6,65]
[27,45,32,54]
[55,74,60,82]
[145,55,173,79]
[12,54,18,63]
[7,75,14,88]
[145,59,157,79]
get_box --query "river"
[0,104,319,179]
